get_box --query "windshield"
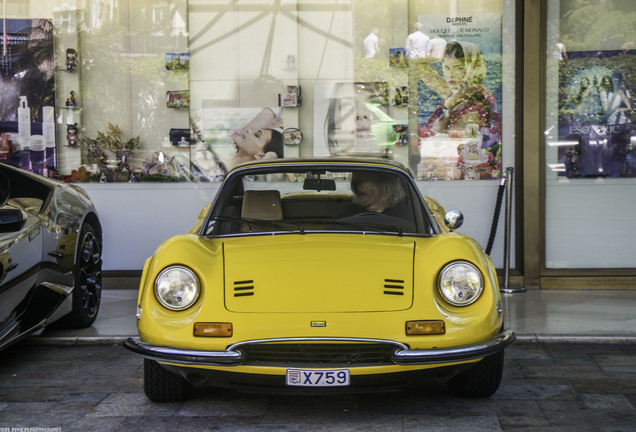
[202,165,435,237]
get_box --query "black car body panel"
[0,163,102,350]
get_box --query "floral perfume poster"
[0,19,55,169]
[557,50,635,178]
[415,13,502,180]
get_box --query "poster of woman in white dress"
[557,50,635,178]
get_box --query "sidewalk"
[31,286,636,345]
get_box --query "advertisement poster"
[415,13,502,180]
[557,50,635,178]
[200,105,284,176]
[313,81,407,160]
[0,19,55,171]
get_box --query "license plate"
[285,368,350,387]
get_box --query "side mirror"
[0,170,9,207]
[444,209,464,231]
[0,209,26,233]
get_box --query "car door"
[0,205,44,346]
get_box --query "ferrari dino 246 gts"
[124,158,514,401]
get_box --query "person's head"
[263,130,283,158]
[580,77,590,89]
[611,72,623,89]
[442,41,486,91]
[350,171,406,212]
[600,75,612,91]
[232,128,283,159]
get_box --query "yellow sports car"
[124,158,515,401]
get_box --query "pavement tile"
[499,414,550,429]
[505,343,551,360]
[568,377,636,394]
[176,395,269,417]
[259,406,401,428]
[62,392,109,403]
[494,381,577,401]
[540,407,636,431]
[86,392,181,417]
[593,354,636,374]
[402,415,502,432]
[64,416,128,432]
[536,399,587,411]
[0,386,93,402]
[545,343,634,358]
[518,361,606,379]
[0,401,93,428]
[580,393,635,410]
[626,393,636,407]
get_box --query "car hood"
[223,236,415,313]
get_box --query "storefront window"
[545,0,636,269]
[0,0,513,186]
[1,0,190,181]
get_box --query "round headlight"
[438,261,483,306]
[154,266,200,311]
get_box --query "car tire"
[447,350,504,398]
[55,222,102,328]
[144,359,192,402]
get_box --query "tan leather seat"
[240,190,283,231]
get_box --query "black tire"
[447,350,504,398]
[55,223,102,328]
[144,359,192,402]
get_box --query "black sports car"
[0,163,102,350]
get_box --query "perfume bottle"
[29,135,45,173]
[17,96,31,146]
[17,96,31,170]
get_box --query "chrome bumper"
[124,329,515,367]
[392,328,516,364]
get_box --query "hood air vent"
[384,279,405,296]
[233,280,254,297]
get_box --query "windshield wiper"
[328,219,404,236]
[208,216,305,233]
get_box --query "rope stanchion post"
[501,167,525,294]
[485,173,507,256]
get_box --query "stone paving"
[0,342,635,431]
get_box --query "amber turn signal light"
[405,320,445,335]
[193,322,233,337]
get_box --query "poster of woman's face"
[200,105,284,176]
[313,81,393,158]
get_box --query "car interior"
[204,168,430,236]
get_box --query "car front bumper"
[123,328,515,367]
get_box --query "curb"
[25,336,130,346]
[514,335,636,344]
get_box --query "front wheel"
[144,359,192,402]
[447,350,504,398]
